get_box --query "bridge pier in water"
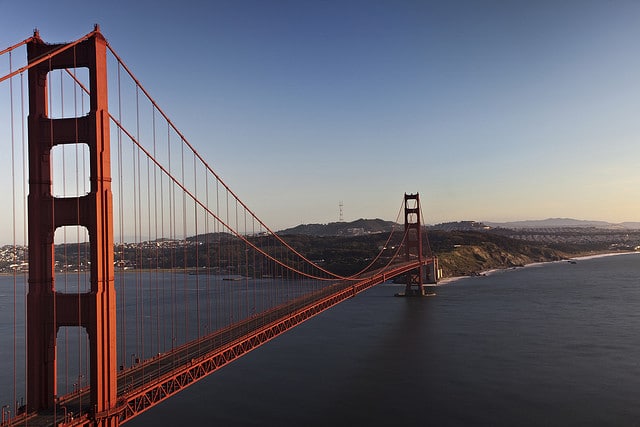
[2,26,439,426]
[26,27,118,426]
[398,193,436,297]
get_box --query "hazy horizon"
[2,216,639,248]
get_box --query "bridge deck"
[7,261,423,426]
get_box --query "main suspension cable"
[64,64,404,283]
[103,44,373,280]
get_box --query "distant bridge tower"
[26,27,118,425]
[403,193,426,296]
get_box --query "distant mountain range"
[279,218,398,236]
[428,221,491,231]
[483,218,640,230]
[278,218,640,236]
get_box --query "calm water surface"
[127,252,640,426]
[2,253,639,425]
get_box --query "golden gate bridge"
[0,27,437,426]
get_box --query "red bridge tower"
[403,193,427,296]
[26,27,117,425]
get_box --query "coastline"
[569,251,640,261]
[2,251,637,281]
[438,250,639,286]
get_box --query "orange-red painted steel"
[113,261,424,423]
[26,29,118,426]
[11,262,422,427]
[15,28,433,427]
[404,193,425,295]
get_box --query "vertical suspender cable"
[244,207,248,317]
[181,131,187,341]
[194,155,200,340]
[161,158,167,353]
[47,58,59,417]
[235,199,240,317]
[72,50,82,407]
[9,49,17,418]
[134,85,140,366]
[116,61,126,368]
[47,60,56,395]
[153,108,167,354]
[216,180,220,331]
[168,122,176,351]
[146,130,152,361]
[76,53,89,412]
[226,190,231,324]
[205,165,211,335]
[58,68,70,395]
[151,105,160,359]
[252,217,256,316]
[159,116,166,353]
[21,70,28,415]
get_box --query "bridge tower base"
[26,27,118,426]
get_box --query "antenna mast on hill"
[339,201,344,222]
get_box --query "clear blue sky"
[1,0,639,234]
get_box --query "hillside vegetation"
[6,221,634,278]
[428,231,569,277]
[280,230,581,278]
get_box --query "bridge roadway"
[8,260,423,427]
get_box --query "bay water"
[2,253,639,425]
[128,252,640,426]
